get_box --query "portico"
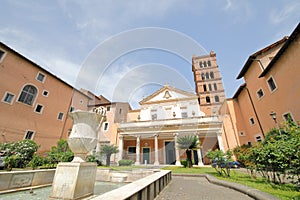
[117,85,224,165]
[118,116,223,165]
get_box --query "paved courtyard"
[155,176,254,200]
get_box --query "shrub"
[1,139,39,169]
[118,159,133,166]
[181,159,187,168]
[206,149,233,177]
[86,154,103,166]
[28,154,46,169]
[45,139,74,167]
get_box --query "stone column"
[154,134,159,166]
[195,134,204,166]
[173,133,181,166]
[217,131,225,152]
[135,136,141,165]
[118,135,124,162]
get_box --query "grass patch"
[161,166,300,200]
[162,166,216,174]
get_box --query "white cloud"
[221,0,254,23]
[270,2,300,25]
[56,0,196,42]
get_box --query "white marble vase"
[68,108,106,162]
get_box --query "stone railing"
[93,170,171,200]
[96,168,157,182]
[0,169,55,194]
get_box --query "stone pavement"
[155,176,254,200]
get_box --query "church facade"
[117,85,223,165]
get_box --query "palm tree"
[100,144,118,166]
[177,135,200,168]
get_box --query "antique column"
[135,136,141,165]
[154,134,159,166]
[118,135,124,162]
[217,131,225,152]
[195,133,204,166]
[173,133,181,166]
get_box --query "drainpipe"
[60,90,74,139]
[227,106,239,146]
[222,124,230,149]
[244,87,265,138]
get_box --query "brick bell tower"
[192,51,226,116]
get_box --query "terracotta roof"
[236,37,288,79]
[232,83,246,99]
[259,22,300,77]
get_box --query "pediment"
[139,85,198,105]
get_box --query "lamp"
[270,111,281,135]
[270,111,277,122]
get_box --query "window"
[247,142,252,146]
[267,77,277,92]
[181,112,188,118]
[57,112,64,120]
[18,85,38,106]
[203,61,207,67]
[2,92,15,104]
[203,84,207,92]
[36,72,46,83]
[255,135,262,142]
[201,73,205,80]
[103,122,109,131]
[208,84,212,91]
[206,96,211,103]
[119,108,122,114]
[250,117,255,125]
[0,49,5,62]
[25,130,35,140]
[207,60,211,66]
[283,112,294,122]
[79,99,83,104]
[210,72,214,79]
[257,89,264,99]
[205,72,209,79]
[106,106,111,111]
[214,95,220,102]
[151,114,157,120]
[42,90,49,97]
[199,61,203,68]
[128,147,136,154]
[69,107,75,112]
[35,104,43,113]
[239,132,245,136]
[213,83,217,91]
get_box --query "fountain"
[49,107,106,200]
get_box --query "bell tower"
[192,51,225,116]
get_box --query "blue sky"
[1,1,299,108]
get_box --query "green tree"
[177,135,200,168]
[100,144,118,166]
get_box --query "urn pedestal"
[49,109,106,200]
